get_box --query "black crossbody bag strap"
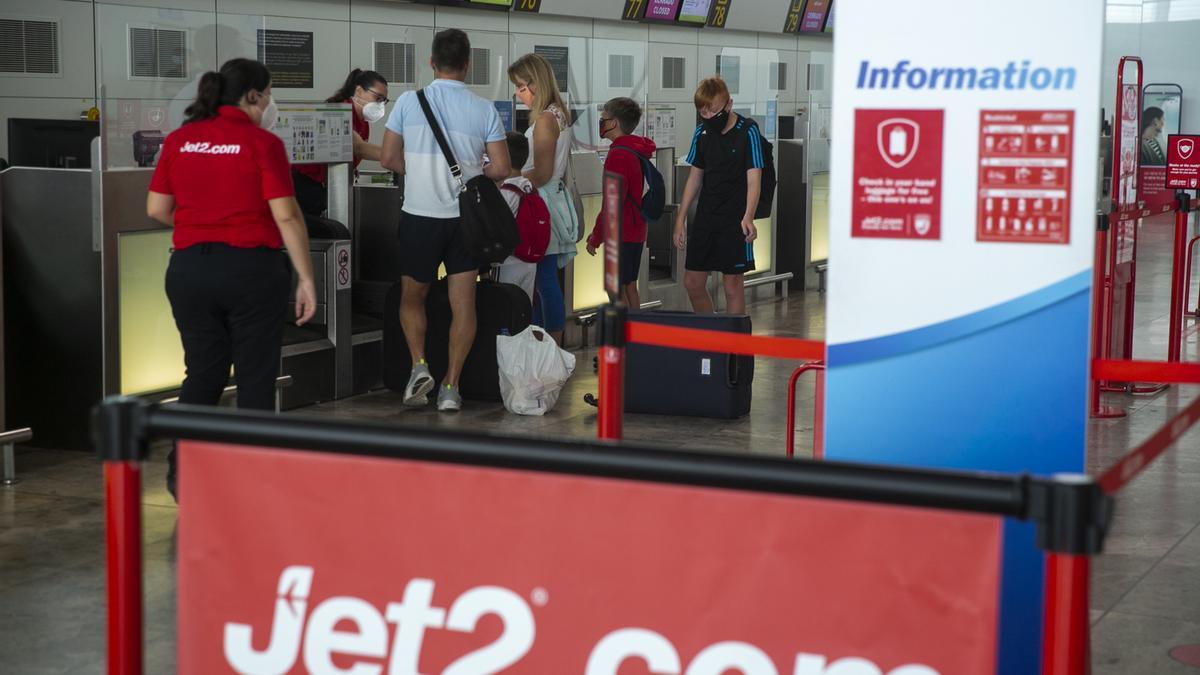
[416,89,465,192]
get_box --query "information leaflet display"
[1167,134,1200,188]
[178,440,1003,674]
[273,104,353,165]
[976,110,1073,245]
[826,2,1101,672]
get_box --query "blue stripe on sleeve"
[685,124,703,165]
[747,124,764,169]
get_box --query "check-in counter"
[1,159,364,449]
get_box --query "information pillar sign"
[826,2,1101,673]
[976,110,1073,244]
[602,172,624,297]
[852,109,943,239]
[1166,134,1200,189]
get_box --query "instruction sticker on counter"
[1167,134,1200,188]
[976,110,1073,245]
[851,109,944,240]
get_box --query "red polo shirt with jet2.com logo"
[149,105,294,250]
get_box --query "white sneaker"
[436,383,462,412]
[404,361,435,406]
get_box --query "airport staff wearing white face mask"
[293,69,391,216]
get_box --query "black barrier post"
[1030,475,1110,675]
[94,396,151,675]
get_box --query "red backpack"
[500,183,551,263]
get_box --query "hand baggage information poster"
[825,1,1102,673]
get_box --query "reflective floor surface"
[2,214,1199,673]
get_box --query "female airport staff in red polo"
[146,58,317,498]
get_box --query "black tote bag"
[416,89,519,264]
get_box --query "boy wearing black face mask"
[586,97,657,308]
[674,76,764,315]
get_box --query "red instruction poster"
[976,110,1074,245]
[1167,134,1200,189]
[852,109,944,240]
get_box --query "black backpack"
[752,122,777,219]
[417,89,519,264]
[610,145,666,222]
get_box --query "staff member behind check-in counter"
[146,58,318,500]
[293,69,390,216]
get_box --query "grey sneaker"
[436,383,462,412]
[403,361,435,406]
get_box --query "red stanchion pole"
[1168,194,1191,362]
[1092,215,1125,418]
[785,361,824,459]
[813,367,825,460]
[105,461,143,675]
[1042,552,1091,675]
[597,304,625,441]
[1185,234,1200,316]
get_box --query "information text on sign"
[1167,134,1200,189]
[851,109,944,240]
[976,110,1074,245]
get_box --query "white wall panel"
[703,29,758,49]
[592,18,648,42]
[648,23,698,45]
[456,30,510,102]
[349,1,433,27]
[100,0,216,12]
[510,33,589,108]
[508,12,591,38]
[647,42,698,103]
[433,6,509,33]
[589,39,646,105]
[215,0,349,21]
[217,14,351,102]
[94,5,219,101]
[0,0,95,98]
[760,48,798,105]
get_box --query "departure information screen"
[644,0,682,21]
[679,0,713,24]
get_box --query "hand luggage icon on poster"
[877,118,920,169]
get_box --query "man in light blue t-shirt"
[381,28,511,413]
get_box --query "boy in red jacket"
[586,97,657,308]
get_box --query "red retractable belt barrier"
[625,321,825,361]
[98,400,1130,675]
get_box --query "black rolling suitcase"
[383,278,532,401]
[624,311,753,418]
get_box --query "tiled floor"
[2,215,1199,673]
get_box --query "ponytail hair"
[184,58,272,124]
[328,68,387,104]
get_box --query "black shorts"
[620,241,644,286]
[397,211,478,283]
[685,223,755,275]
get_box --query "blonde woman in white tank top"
[509,53,578,343]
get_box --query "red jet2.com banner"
[178,441,1002,674]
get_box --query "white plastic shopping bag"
[496,326,576,416]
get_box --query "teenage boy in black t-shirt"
[673,76,764,315]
